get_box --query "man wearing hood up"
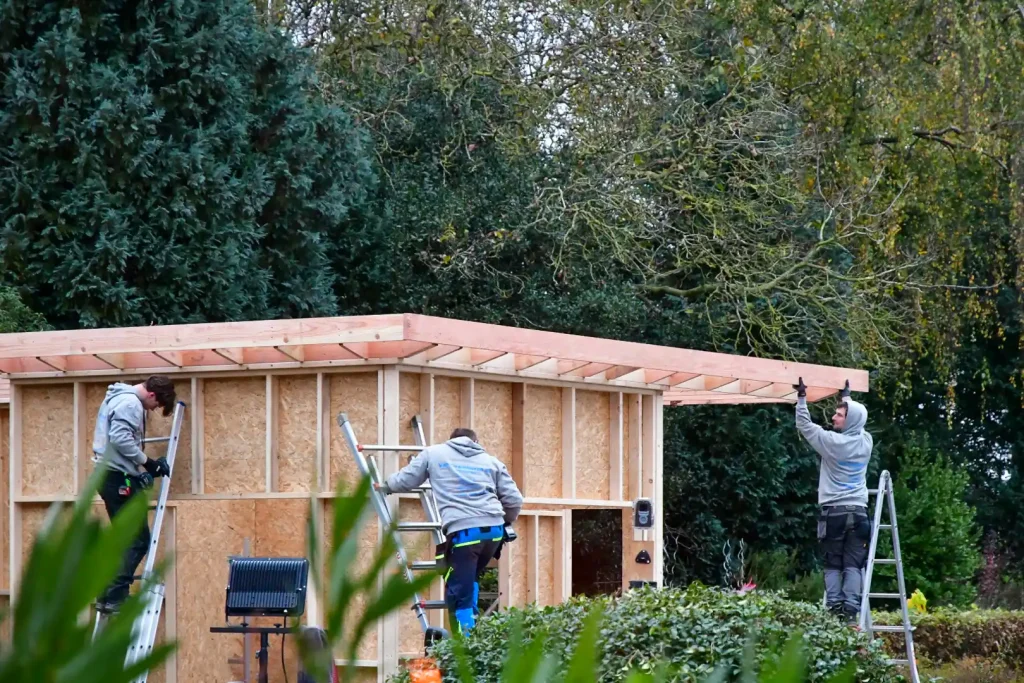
[379,427,524,634]
[91,376,177,613]
[793,378,873,624]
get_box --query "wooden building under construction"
[0,314,864,682]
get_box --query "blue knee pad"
[454,607,476,633]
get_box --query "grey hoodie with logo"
[381,436,524,535]
[796,396,873,507]
[92,382,147,476]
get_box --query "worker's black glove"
[840,380,851,399]
[792,377,807,398]
[136,471,155,489]
[144,457,170,478]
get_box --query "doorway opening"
[571,509,623,597]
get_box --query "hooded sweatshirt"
[796,396,873,507]
[381,436,524,535]
[92,382,147,476]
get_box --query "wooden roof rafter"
[0,313,866,403]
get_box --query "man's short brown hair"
[145,375,177,416]
[450,427,477,442]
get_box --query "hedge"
[400,585,900,682]
[873,609,1024,669]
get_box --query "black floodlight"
[224,557,309,619]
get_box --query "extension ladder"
[91,400,187,683]
[335,412,449,637]
[860,470,920,683]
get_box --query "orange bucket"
[407,657,442,683]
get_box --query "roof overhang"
[0,313,865,403]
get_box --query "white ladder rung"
[143,436,171,444]
[871,625,915,633]
[359,444,424,452]
[398,522,442,532]
[869,593,902,599]
[874,558,897,565]
[411,561,439,571]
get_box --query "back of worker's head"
[839,399,868,435]
[450,427,477,442]
[144,375,177,416]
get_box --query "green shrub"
[422,585,900,682]
[873,608,1024,669]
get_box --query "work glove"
[136,471,155,489]
[792,377,807,398]
[840,380,851,399]
[144,457,170,478]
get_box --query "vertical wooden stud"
[9,383,23,599]
[511,384,526,489]
[460,377,474,428]
[266,375,279,493]
[73,382,88,495]
[380,367,400,682]
[190,378,204,494]
[419,373,435,445]
[316,373,331,492]
[527,515,539,604]
[641,395,656,543]
[654,393,664,586]
[554,510,573,602]
[164,507,178,683]
[609,392,623,501]
[562,387,575,499]
[626,394,642,500]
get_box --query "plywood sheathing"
[575,390,610,500]
[203,377,266,494]
[329,372,379,491]
[536,516,557,605]
[523,386,562,497]
[474,381,512,467]
[320,503,380,661]
[432,376,461,442]
[21,385,75,497]
[278,376,318,493]
[1,407,8,591]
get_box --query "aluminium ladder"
[858,470,920,683]
[91,400,187,683]
[336,412,449,637]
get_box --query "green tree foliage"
[874,435,982,607]
[0,286,49,333]
[0,0,375,329]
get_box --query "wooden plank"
[74,383,88,495]
[527,515,539,604]
[418,374,434,445]
[266,376,279,492]
[460,377,474,428]
[554,511,572,601]
[511,384,525,489]
[380,367,400,681]
[609,392,624,501]
[165,507,178,683]
[191,378,204,494]
[8,384,21,597]
[626,394,642,502]
[654,393,664,586]
[316,373,330,492]
[562,388,575,499]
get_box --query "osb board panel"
[175,501,256,683]
[278,376,318,493]
[575,390,611,500]
[523,386,561,498]
[1,408,8,589]
[432,376,462,444]
[321,500,380,661]
[474,381,512,467]
[399,373,421,446]
[20,503,71,566]
[21,385,75,496]
[204,377,266,494]
[144,384,193,497]
[398,498,435,655]
[510,520,529,606]
[329,373,379,492]
[537,517,557,606]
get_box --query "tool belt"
[433,525,513,576]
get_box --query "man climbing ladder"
[793,378,873,625]
[376,427,524,634]
[91,375,177,613]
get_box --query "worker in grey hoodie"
[793,378,873,624]
[92,376,177,613]
[378,427,523,634]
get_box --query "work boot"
[841,604,860,628]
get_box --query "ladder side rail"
[139,401,186,581]
[885,479,921,683]
[859,470,891,631]
[337,414,431,632]
[125,586,166,681]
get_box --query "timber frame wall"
[2,365,662,683]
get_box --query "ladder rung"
[412,484,432,492]
[871,625,915,633]
[417,600,447,609]
[398,522,442,532]
[143,437,171,443]
[887,659,910,665]
[878,524,893,529]
[411,561,438,571]
[360,444,424,452]
[869,593,902,599]
[874,558,897,565]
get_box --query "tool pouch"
[434,540,451,576]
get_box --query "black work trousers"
[98,467,152,606]
[443,525,504,634]
[818,505,871,614]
